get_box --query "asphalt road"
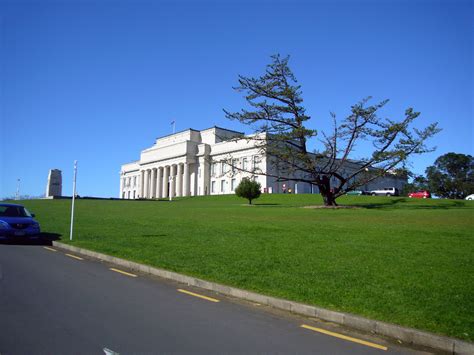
[0,243,429,354]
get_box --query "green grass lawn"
[14,194,474,341]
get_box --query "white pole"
[15,179,20,200]
[70,160,78,241]
[171,120,176,134]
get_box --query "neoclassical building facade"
[120,127,272,199]
[120,126,406,199]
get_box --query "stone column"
[170,164,176,198]
[177,163,183,197]
[163,166,169,198]
[145,169,150,199]
[151,168,157,198]
[183,163,190,197]
[140,170,145,198]
[198,157,210,195]
[156,167,162,199]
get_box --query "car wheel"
[371,193,376,196]
[386,193,392,197]
[423,196,427,199]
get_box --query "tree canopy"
[235,178,262,205]
[225,54,440,206]
[426,153,473,199]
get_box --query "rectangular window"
[133,191,136,199]
[133,176,137,187]
[242,158,248,170]
[221,180,225,193]
[211,181,216,193]
[232,159,238,172]
[231,178,236,191]
[253,155,261,169]
[211,163,216,176]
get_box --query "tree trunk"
[249,198,252,205]
[321,191,338,207]
[317,175,338,207]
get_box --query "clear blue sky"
[1,0,472,198]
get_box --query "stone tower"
[45,169,62,197]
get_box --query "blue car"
[0,203,41,240]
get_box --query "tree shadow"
[253,203,281,206]
[0,232,62,246]
[355,198,468,210]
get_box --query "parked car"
[0,203,41,239]
[408,190,431,199]
[369,187,399,197]
[346,190,365,196]
[465,194,474,201]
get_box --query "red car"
[408,190,431,198]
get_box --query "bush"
[235,178,261,205]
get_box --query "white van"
[369,187,399,196]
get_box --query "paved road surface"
[0,243,429,354]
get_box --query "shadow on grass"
[253,203,281,206]
[0,232,61,246]
[355,198,468,210]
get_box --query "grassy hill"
[13,194,474,341]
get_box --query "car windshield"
[0,205,32,217]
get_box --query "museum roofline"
[154,126,244,141]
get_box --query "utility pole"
[70,160,78,241]
[171,120,176,134]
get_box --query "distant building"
[45,169,62,197]
[120,126,406,199]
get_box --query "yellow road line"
[110,268,137,278]
[301,324,388,351]
[65,253,84,261]
[43,247,57,252]
[177,289,220,303]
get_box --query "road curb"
[52,241,473,354]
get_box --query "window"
[221,180,225,193]
[133,176,137,187]
[231,178,236,191]
[122,192,125,199]
[211,181,216,193]
[222,161,229,174]
[128,191,131,199]
[133,191,136,199]
[232,159,238,172]
[253,155,261,169]
[242,157,248,170]
[211,163,216,176]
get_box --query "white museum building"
[120,126,406,199]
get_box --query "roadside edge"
[52,241,473,355]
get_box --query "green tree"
[426,153,473,199]
[401,174,429,196]
[225,54,440,206]
[235,178,262,205]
